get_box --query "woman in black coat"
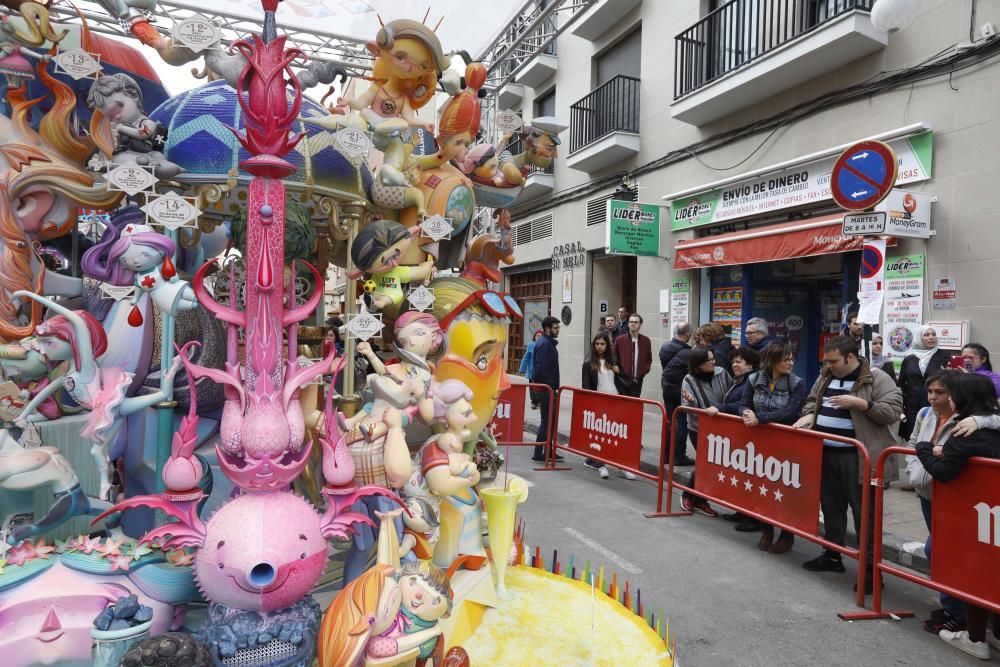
[916,372,1000,659]
[898,326,951,440]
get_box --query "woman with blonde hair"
[317,564,442,667]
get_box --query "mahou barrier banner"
[568,390,644,471]
[931,463,1000,605]
[489,384,527,444]
[695,415,823,534]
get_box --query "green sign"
[668,131,934,232]
[606,200,661,256]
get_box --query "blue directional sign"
[830,140,898,211]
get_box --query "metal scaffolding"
[41,0,374,75]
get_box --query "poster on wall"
[752,286,810,379]
[669,131,933,231]
[606,200,661,256]
[711,287,743,346]
[523,301,549,339]
[562,270,573,303]
[882,254,925,367]
[670,277,690,326]
[932,277,956,310]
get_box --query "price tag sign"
[106,165,157,196]
[172,16,221,53]
[495,111,523,133]
[142,191,201,230]
[54,48,103,80]
[334,127,374,159]
[406,285,435,312]
[100,284,137,301]
[346,304,384,341]
[419,214,453,241]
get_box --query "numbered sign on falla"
[335,127,374,159]
[172,16,221,53]
[142,191,201,230]
[106,165,157,196]
[345,304,384,341]
[419,214,453,241]
[494,111,523,133]
[406,285,435,312]
[99,284,137,301]
[54,48,103,80]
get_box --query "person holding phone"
[960,343,1000,397]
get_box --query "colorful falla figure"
[86,72,184,179]
[12,291,184,500]
[497,116,566,187]
[396,560,453,666]
[430,277,522,450]
[349,219,434,318]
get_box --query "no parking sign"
[857,239,887,324]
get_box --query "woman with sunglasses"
[680,346,733,516]
[740,341,807,554]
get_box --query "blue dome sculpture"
[150,80,373,201]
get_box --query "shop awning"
[673,215,895,269]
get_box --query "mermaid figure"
[12,291,184,500]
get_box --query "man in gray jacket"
[794,335,903,594]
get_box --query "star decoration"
[730,475,739,487]
[167,550,194,567]
[717,471,726,483]
[107,553,134,572]
[54,540,71,554]
[131,542,154,559]
[77,536,103,554]
[744,480,754,492]
[32,540,55,559]
[759,483,769,496]
[99,538,125,557]
[6,542,36,567]
[773,489,784,502]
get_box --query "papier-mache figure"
[12,291,184,500]
[349,219,434,317]
[0,2,66,88]
[497,116,566,187]
[86,72,184,179]
[460,143,504,186]
[0,337,61,421]
[413,63,486,174]
[395,560,453,666]
[317,564,444,667]
[399,496,440,562]
[83,210,198,324]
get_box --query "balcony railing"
[674,0,875,99]
[569,75,640,153]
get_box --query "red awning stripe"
[673,215,894,269]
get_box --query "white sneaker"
[621,470,637,480]
[599,466,610,479]
[939,629,991,660]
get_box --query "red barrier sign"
[932,464,1000,605]
[568,391,644,470]
[695,415,823,534]
[489,384,527,443]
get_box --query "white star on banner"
[759,483,769,496]
[744,480,754,492]
[773,489,784,502]
[718,471,726,483]
[730,475,739,487]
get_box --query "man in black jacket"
[660,322,694,465]
[532,316,564,462]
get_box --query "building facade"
[498,0,1000,395]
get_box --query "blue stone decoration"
[150,81,372,200]
[197,596,322,667]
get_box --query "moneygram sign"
[668,131,933,231]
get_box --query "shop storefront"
[665,127,934,385]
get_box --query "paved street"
[506,447,982,667]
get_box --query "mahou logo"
[582,410,629,439]
[706,434,802,489]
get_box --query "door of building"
[507,268,552,374]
